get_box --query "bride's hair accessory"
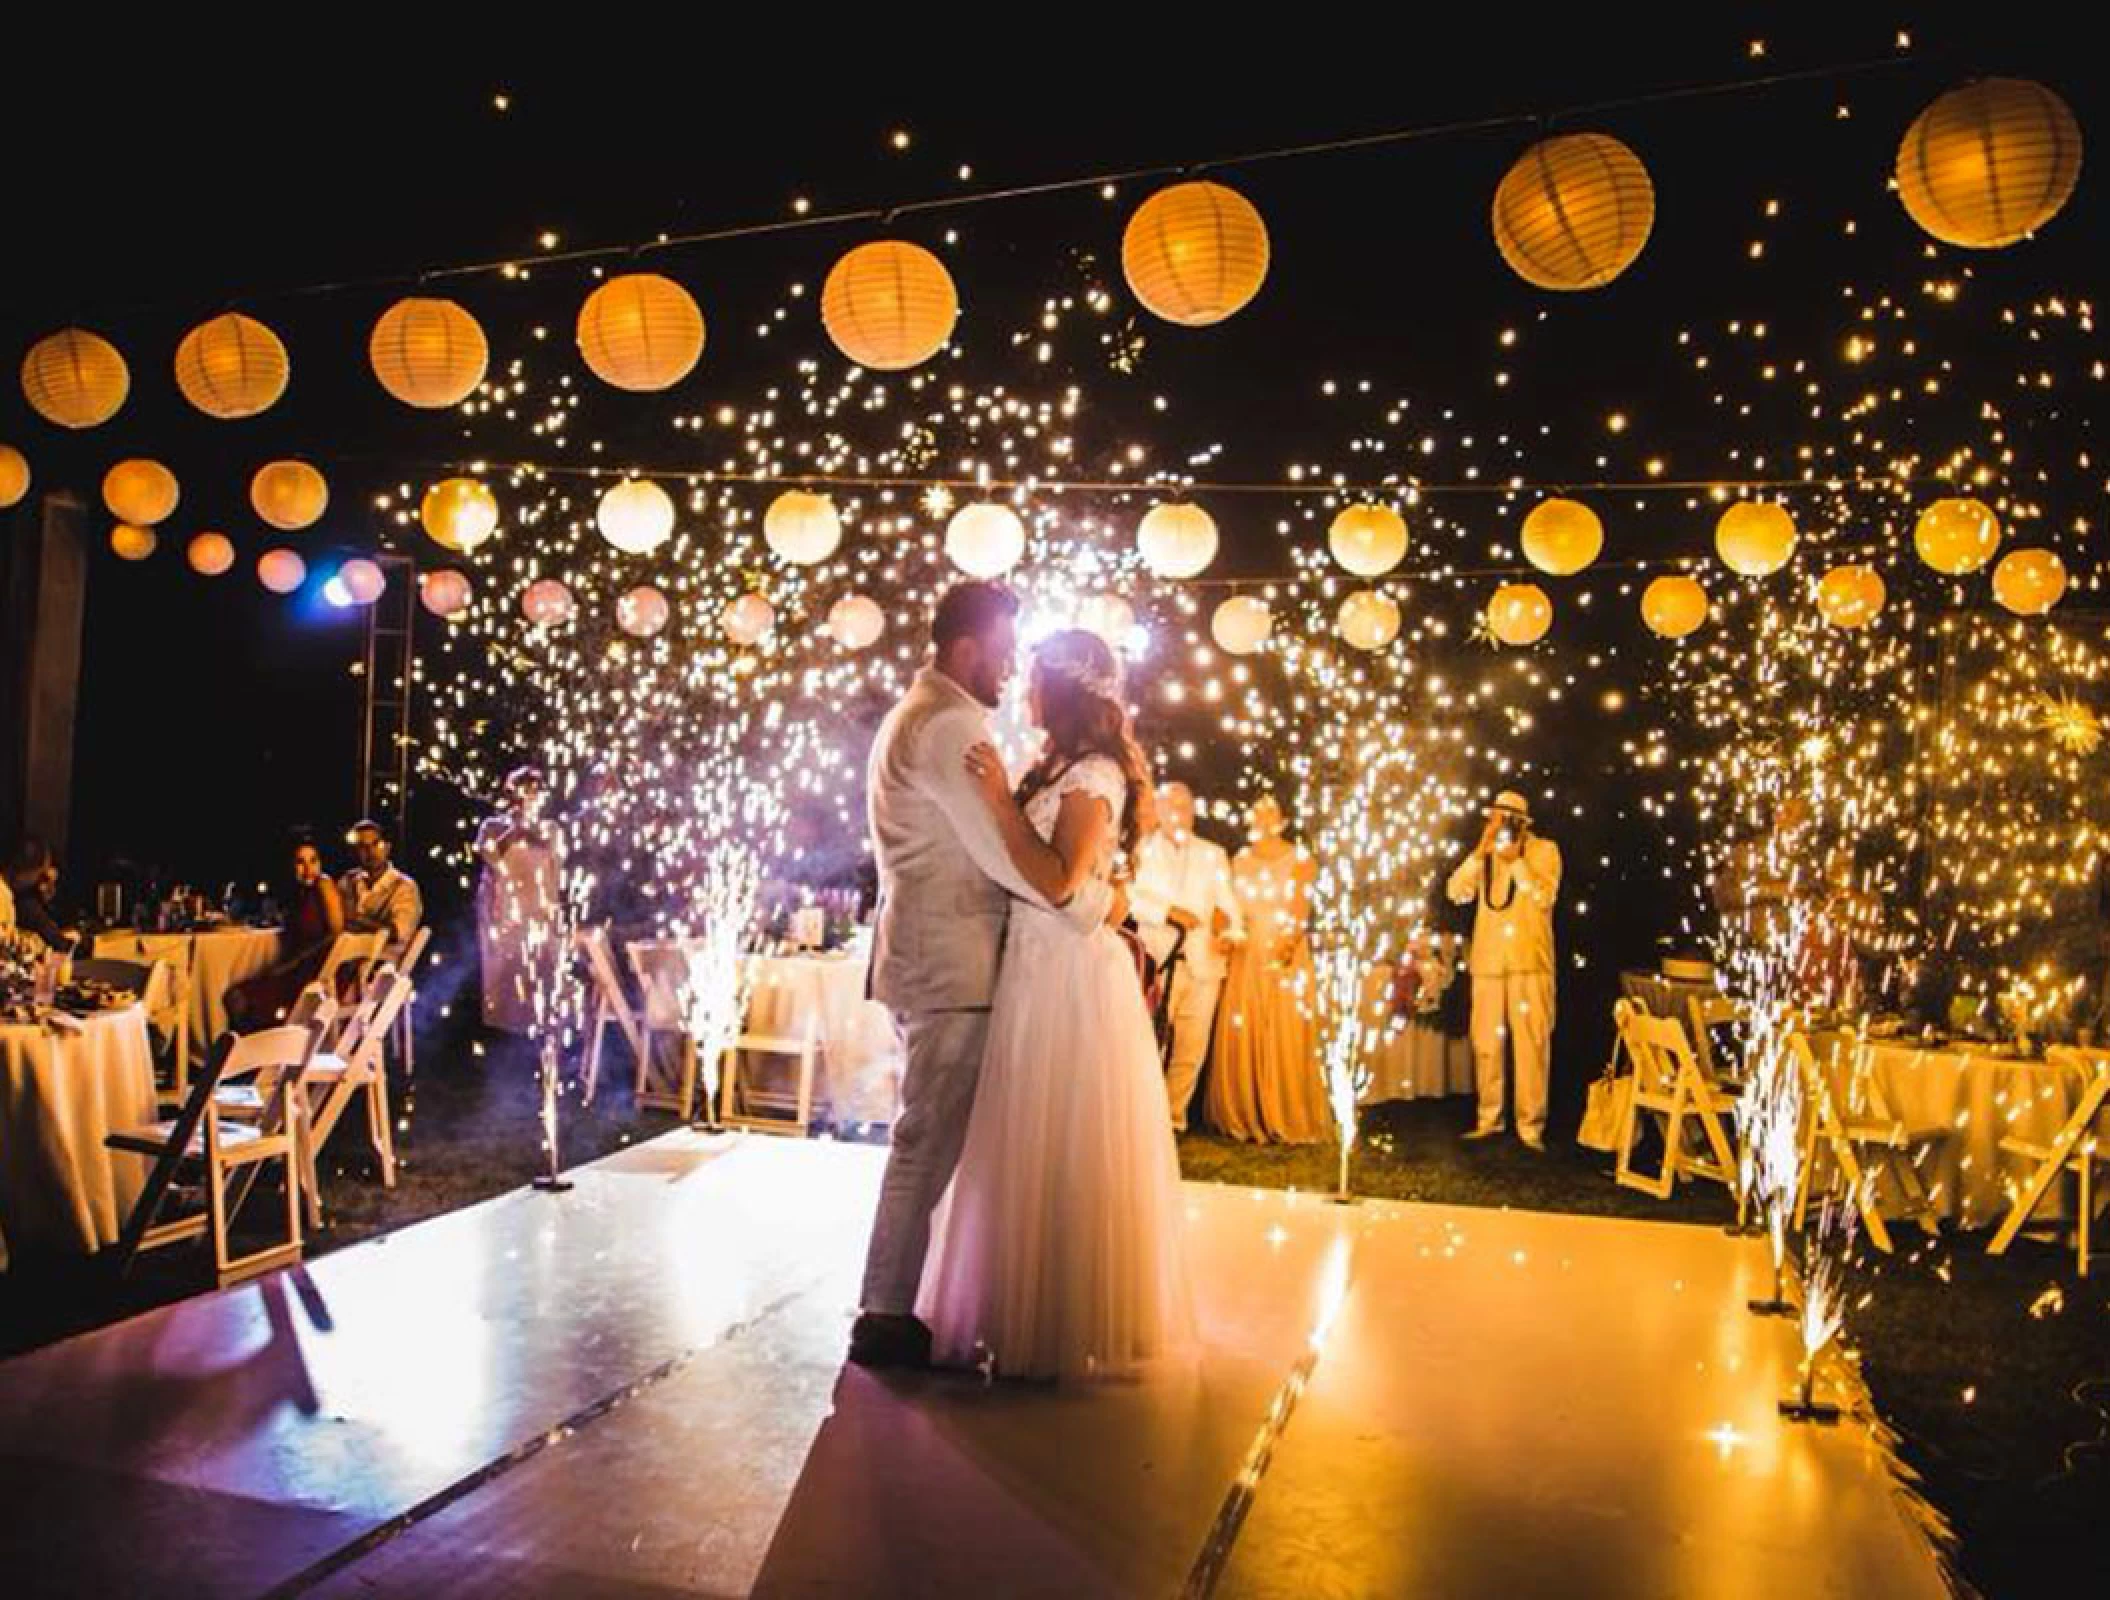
[1033,629,1124,702]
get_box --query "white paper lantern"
[1137,502,1218,578]
[186,531,235,576]
[0,444,29,508]
[1520,498,1604,575]
[945,502,1026,577]
[1122,180,1271,327]
[370,297,488,409]
[421,477,500,552]
[1337,589,1402,651]
[103,459,179,525]
[257,548,307,594]
[1486,582,1553,646]
[722,591,775,645]
[420,569,473,617]
[827,593,886,650]
[174,312,289,419]
[109,524,156,562]
[339,558,386,605]
[1211,595,1272,655]
[251,460,329,530]
[576,273,706,391]
[618,585,671,638]
[522,578,575,626]
[21,328,129,429]
[821,241,958,370]
[597,479,675,555]
[1328,504,1408,577]
[764,489,842,565]
[1715,502,1798,577]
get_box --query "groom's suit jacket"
[867,666,1113,1012]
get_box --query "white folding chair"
[1787,1032,1938,1254]
[578,925,646,1106]
[387,925,431,1079]
[1687,994,1747,1086]
[1614,1003,1740,1199]
[719,1009,821,1138]
[1989,1047,2110,1276]
[625,939,704,1118]
[298,965,408,1226]
[316,930,387,998]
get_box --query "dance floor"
[0,1132,1950,1598]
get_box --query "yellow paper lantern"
[1816,564,1886,629]
[1327,504,1408,577]
[522,578,575,626]
[1897,79,2082,249]
[250,460,330,531]
[1486,582,1553,646]
[109,523,156,561]
[1078,594,1134,647]
[1493,134,1654,291]
[763,489,842,565]
[619,585,672,639]
[173,312,289,419]
[1715,501,1798,577]
[1337,589,1402,651]
[257,548,307,594]
[0,444,31,508]
[1211,595,1272,656]
[186,532,235,576]
[1137,502,1218,578]
[421,477,500,552]
[339,558,387,606]
[421,569,473,618]
[1640,574,1709,639]
[827,594,886,650]
[722,591,775,645]
[821,241,958,371]
[1914,497,2001,575]
[21,328,129,429]
[370,297,489,408]
[103,459,180,525]
[945,502,1026,577]
[1991,548,2067,616]
[1520,497,1604,575]
[597,479,676,555]
[1122,181,1270,327]
[577,273,706,392]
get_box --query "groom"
[850,581,1122,1369]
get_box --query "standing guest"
[1446,791,1563,1151]
[8,840,77,951]
[1132,781,1244,1132]
[226,839,346,1027]
[341,818,423,961]
[476,766,564,1034]
[1205,795,1330,1144]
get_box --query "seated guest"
[341,817,423,961]
[226,838,346,1028]
[8,839,77,951]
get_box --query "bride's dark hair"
[1014,629,1156,857]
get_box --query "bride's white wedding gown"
[918,755,1196,1379]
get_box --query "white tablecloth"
[1356,963,1473,1104]
[0,1004,159,1261]
[95,927,282,1050]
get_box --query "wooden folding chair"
[1615,1003,1740,1199]
[298,966,407,1226]
[105,1025,318,1285]
[1787,1032,1939,1255]
[578,925,647,1106]
[1989,1047,2110,1276]
[719,1008,821,1137]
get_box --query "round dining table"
[94,926,282,1051]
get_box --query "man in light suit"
[851,582,1121,1369]
[1131,782,1242,1132]
[341,818,424,963]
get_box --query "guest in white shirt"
[1445,790,1562,1151]
[1131,782,1243,1132]
[341,817,424,961]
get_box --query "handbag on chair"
[1578,1069,1634,1153]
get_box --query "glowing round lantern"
[1327,504,1408,577]
[420,569,473,617]
[1897,79,2082,249]
[596,479,675,555]
[186,532,235,576]
[1122,181,1271,327]
[618,586,671,638]
[370,297,488,409]
[1815,565,1886,629]
[250,460,329,531]
[338,558,386,606]
[827,593,886,650]
[763,489,841,565]
[21,328,129,429]
[173,312,289,418]
[109,524,156,561]
[1715,501,1798,577]
[257,548,307,594]
[722,591,775,645]
[1493,134,1654,291]
[820,241,958,371]
[103,459,179,525]
[1078,594,1134,646]
[1640,574,1709,639]
[1137,502,1218,578]
[577,273,705,392]
[1211,596,1272,656]
[1992,547,2067,616]
[1486,583,1553,646]
[421,477,500,553]
[0,444,30,508]
[1914,497,2001,575]
[1520,497,1604,575]
[1337,589,1401,651]
[945,502,1026,577]
[521,578,575,626]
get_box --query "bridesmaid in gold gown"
[1204,796,1332,1144]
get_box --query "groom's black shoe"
[848,1312,933,1370]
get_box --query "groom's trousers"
[1469,970,1555,1142]
[860,1007,991,1315]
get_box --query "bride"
[917,628,1195,1379]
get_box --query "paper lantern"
[1211,596,1272,656]
[722,591,775,645]
[0,445,30,508]
[173,312,289,418]
[21,328,129,428]
[1337,589,1401,651]
[421,477,500,552]
[102,460,180,526]
[826,593,886,650]
[339,558,386,605]
[1640,574,1709,639]
[251,460,329,531]
[1078,594,1134,646]
[945,502,1026,577]
[1992,548,2067,616]
[186,532,235,576]
[1327,504,1408,578]
[821,241,958,371]
[1493,134,1654,291]
[577,273,705,391]
[421,569,473,618]
[1914,497,2001,575]
[522,578,575,626]
[1122,181,1270,327]
[1897,79,2082,249]
[109,524,156,561]
[1520,497,1604,576]
[763,489,842,565]
[370,297,488,408]
[1486,583,1553,646]
[1816,564,1886,629]
[1137,502,1218,578]
[1715,501,1798,577]
[257,548,307,594]
[596,479,675,555]
[618,586,671,638]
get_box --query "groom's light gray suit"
[860,665,1113,1314]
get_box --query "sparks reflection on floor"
[0,1133,1947,1599]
